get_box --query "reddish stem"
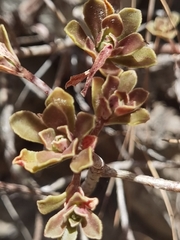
[20,66,53,96]
[90,118,105,136]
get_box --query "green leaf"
[107,108,150,126]
[64,20,96,58]
[118,70,137,93]
[111,46,157,68]
[60,226,78,240]
[13,139,78,173]
[119,8,142,39]
[10,111,46,143]
[45,88,75,132]
[70,148,93,173]
[37,192,67,214]
[0,25,19,62]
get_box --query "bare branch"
[102,166,180,193]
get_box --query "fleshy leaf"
[107,108,150,125]
[70,148,93,173]
[39,128,56,150]
[96,96,112,120]
[0,25,18,58]
[60,226,78,240]
[114,105,135,116]
[81,211,102,239]
[37,192,67,215]
[111,46,156,68]
[10,111,46,143]
[64,20,96,58]
[119,8,142,39]
[128,88,149,107]
[118,70,137,93]
[68,214,82,228]
[100,59,123,76]
[112,33,145,56]
[13,139,77,173]
[42,103,68,129]
[0,46,22,77]
[45,88,75,132]
[74,112,95,139]
[66,190,99,211]
[0,25,20,66]
[102,14,123,37]
[102,75,120,99]
[44,208,68,238]
[84,0,107,41]
[57,125,73,142]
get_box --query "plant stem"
[20,66,53,95]
[90,118,105,136]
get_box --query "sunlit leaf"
[118,70,137,93]
[107,108,150,125]
[45,88,75,132]
[70,148,93,173]
[119,8,142,39]
[37,192,67,214]
[111,46,156,68]
[64,20,96,58]
[10,111,46,143]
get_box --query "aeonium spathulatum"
[37,186,102,240]
[64,0,156,96]
[10,87,97,173]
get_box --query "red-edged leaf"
[70,148,93,173]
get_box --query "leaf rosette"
[10,88,97,173]
[37,187,102,240]
[92,70,150,125]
